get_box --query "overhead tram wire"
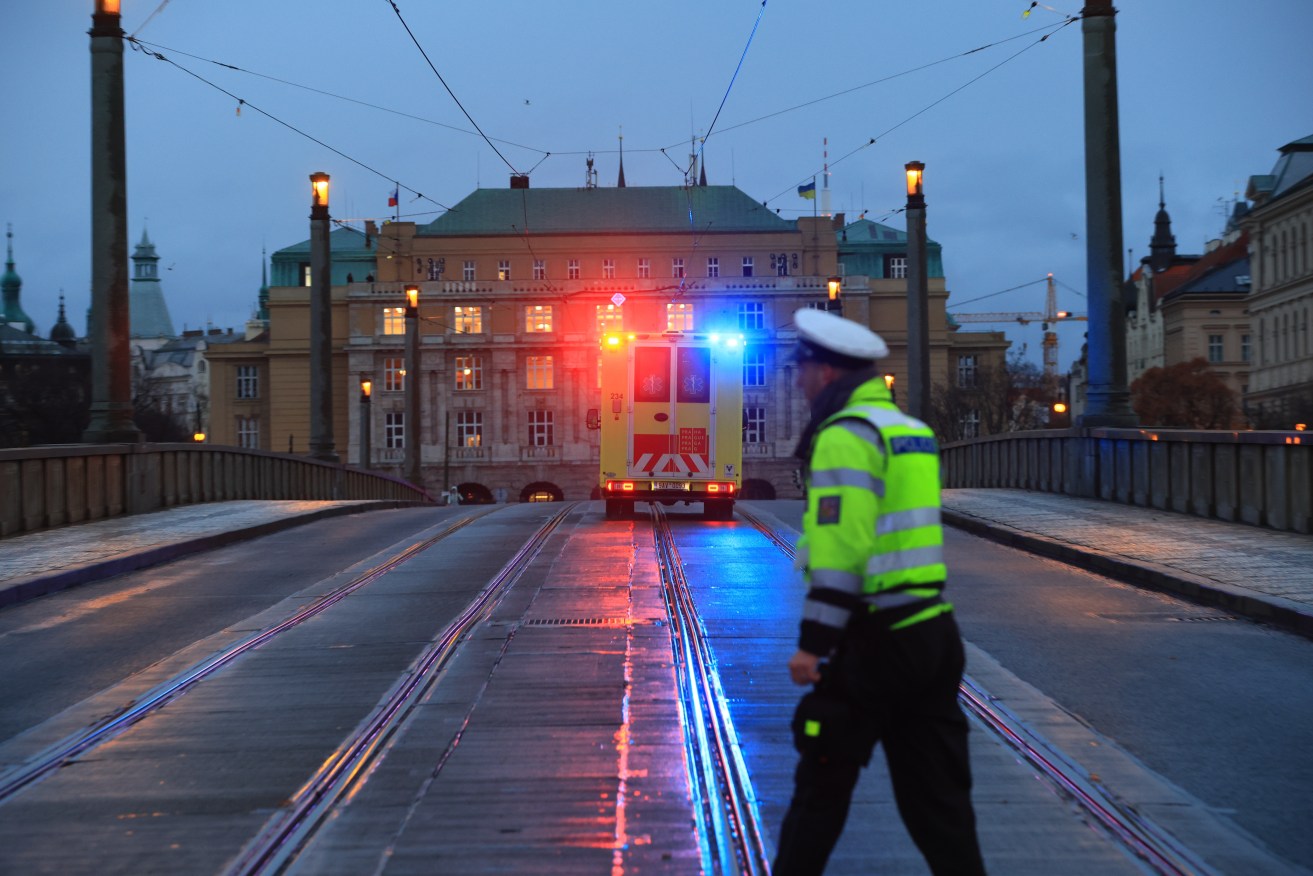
[128,38,551,159]
[130,16,1072,186]
[765,15,1080,205]
[128,41,454,214]
[661,17,1081,155]
[677,0,770,301]
[384,0,520,176]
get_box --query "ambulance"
[599,331,744,520]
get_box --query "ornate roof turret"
[2,224,36,335]
[129,226,176,338]
[1148,175,1177,272]
[50,293,78,346]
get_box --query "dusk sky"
[4,1,1311,372]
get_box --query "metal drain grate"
[522,617,632,627]
[1095,611,1241,624]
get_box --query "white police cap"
[792,308,889,364]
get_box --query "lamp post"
[83,0,141,443]
[403,284,421,485]
[359,377,372,470]
[904,161,931,420]
[1079,0,1135,426]
[308,171,338,461]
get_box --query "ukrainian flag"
[798,181,817,200]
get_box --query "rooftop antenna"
[585,152,597,189]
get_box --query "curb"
[0,500,425,610]
[942,508,1313,642]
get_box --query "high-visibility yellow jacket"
[797,377,951,656]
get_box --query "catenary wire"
[127,39,454,214]
[383,0,519,175]
[765,15,1079,204]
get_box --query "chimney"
[510,174,529,189]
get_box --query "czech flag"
[388,186,399,208]
[797,181,816,200]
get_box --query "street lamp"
[359,377,373,470]
[83,0,141,442]
[904,160,930,420]
[403,284,421,485]
[308,171,338,461]
[884,373,897,405]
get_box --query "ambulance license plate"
[655,481,690,491]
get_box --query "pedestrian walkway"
[0,499,408,608]
[943,488,1313,638]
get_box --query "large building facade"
[209,179,1004,500]
[1242,135,1313,425]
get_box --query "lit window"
[463,260,476,281]
[236,365,259,400]
[382,306,406,335]
[743,406,766,443]
[742,256,754,278]
[597,303,623,334]
[528,410,554,446]
[533,259,546,280]
[568,259,580,280]
[526,355,554,389]
[384,356,405,392]
[455,355,483,391]
[743,348,766,387]
[603,258,615,279]
[300,263,311,287]
[453,305,482,334]
[737,301,765,331]
[526,305,553,333]
[385,411,405,449]
[637,258,650,279]
[667,302,694,331]
[707,257,719,278]
[457,411,483,447]
[498,260,511,281]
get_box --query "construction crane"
[949,273,1087,379]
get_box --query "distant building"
[1159,223,1251,406]
[0,230,89,446]
[208,175,1006,498]
[1125,179,1202,382]
[1242,134,1313,425]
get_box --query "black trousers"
[773,611,986,876]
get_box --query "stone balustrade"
[0,443,433,538]
[941,427,1312,534]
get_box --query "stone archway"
[457,482,494,504]
[741,478,777,500]
[520,481,564,503]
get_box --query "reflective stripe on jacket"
[797,377,951,655]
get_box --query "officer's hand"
[788,650,823,686]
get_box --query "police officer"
[774,308,986,875]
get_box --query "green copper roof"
[420,185,796,236]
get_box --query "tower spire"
[1148,173,1177,272]
[617,127,626,188]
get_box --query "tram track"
[224,502,576,876]
[734,503,1215,876]
[0,506,499,807]
[650,503,772,876]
